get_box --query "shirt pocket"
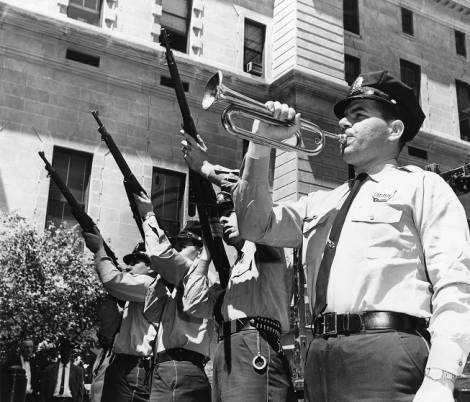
[302,213,330,237]
[350,204,406,259]
[351,203,403,224]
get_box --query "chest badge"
[372,191,394,202]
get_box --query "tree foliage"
[0,212,105,363]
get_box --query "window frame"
[455,30,467,57]
[401,7,414,36]
[400,59,421,101]
[344,54,361,85]
[456,79,470,142]
[243,18,266,76]
[45,146,93,229]
[67,0,103,26]
[150,166,186,238]
[343,0,360,35]
[159,0,193,53]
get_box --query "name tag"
[372,192,394,202]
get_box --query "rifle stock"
[160,28,230,288]
[38,151,119,267]
[91,111,146,240]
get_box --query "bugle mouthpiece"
[338,134,347,144]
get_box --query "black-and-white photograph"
[0,1,470,401]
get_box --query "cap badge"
[351,76,363,93]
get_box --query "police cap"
[334,70,425,142]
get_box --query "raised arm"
[134,193,193,285]
[82,228,152,302]
[182,243,223,319]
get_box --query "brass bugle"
[202,71,332,156]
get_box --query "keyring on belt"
[252,331,267,371]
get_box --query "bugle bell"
[202,70,325,156]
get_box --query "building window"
[243,19,265,76]
[159,0,192,53]
[343,0,359,34]
[151,167,186,237]
[400,59,421,100]
[344,54,361,85]
[455,30,467,57]
[401,7,413,35]
[456,80,470,142]
[67,0,102,26]
[45,147,93,228]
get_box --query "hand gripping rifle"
[91,111,146,240]
[160,28,230,288]
[91,112,175,290]
[39,151,124,349]
[38,151,119,266]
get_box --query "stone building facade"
[0,0,469,254]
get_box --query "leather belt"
[219,316,282,353]
[313,311,428,337]
[218,316,281,341]
[156,348,208,369]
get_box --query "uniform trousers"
[212,329,296,402]
[149,360,211,402]
[101,354,150,402]
[304,330,430,402]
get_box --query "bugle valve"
[202,70,329,156]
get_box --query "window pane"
[456,80,470,141]
[400,59,421,101]
[151,168,185,237]
[161,13,188,35]
[84,0,99,11]
[456,30,467,57]
[243,19,265,73]
[401,8,413,35]
[67,0,102,25]
[343,0,359,34]
[45,147,93,228]
[344,54,361,85]
[160,0,191,53]
[162,0,189,18]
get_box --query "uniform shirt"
[233,156,470,376]
[53,362,72,398]
[183,241,292,333]
[20,356,32,394]
[94,258,156,357]
[142,215,210,358]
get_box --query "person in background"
[40,338,85,402]
[4,338,40,402]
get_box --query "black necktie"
[59,363,66,395]
[313,173,368,317]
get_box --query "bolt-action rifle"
[160,28,230,288]
[38,151,118,266]
[91,111,147,241]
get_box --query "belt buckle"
[323,312,337,336]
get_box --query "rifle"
[38,151,118,266]
[160,28,230,288]
[91,111,146,240]
[39,151,125,341]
